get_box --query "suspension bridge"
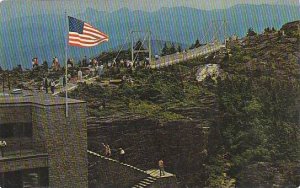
[150,42,225,68]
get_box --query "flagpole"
[65,11,69,118]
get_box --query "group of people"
[31,56,61,71]
[101,143,125,163]
[42,77,58,94]
[100,142,165,176]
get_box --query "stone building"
[0,94,87,188]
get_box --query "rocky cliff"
[87,116,212,187]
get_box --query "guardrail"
[151,43,224,68]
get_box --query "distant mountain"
[0,3,299,69]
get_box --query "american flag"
[68,16,109,47]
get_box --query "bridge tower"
[131,30,152,64]
[211,19,227,47]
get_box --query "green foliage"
[177,45,182,52]
[190,38,201,49]
[161,42,169,56]
[129,101,184,121]
[217,57,300,179]
[247,27,257,37]
[170,43,177,54]
[161,42,178,56]
[67,29,300,186]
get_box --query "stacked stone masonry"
[0,95,88,188]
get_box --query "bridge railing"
[151,42,223,68]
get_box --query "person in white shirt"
[50,80,55,94]
[78,69,83,82]
[119,148,125,163]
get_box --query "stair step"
[138,182,148,186]
[148,176,157,180]
[143,179,154,183]
[141,181,151,185]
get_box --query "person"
[34,57,39,67]
[43,77,49,94]
[50,79,55,94]
[78,69,83,82]
[102,143,111,157]
[63,75,66,88]
[102,143,107,155]
[106,144,111,157]
[82,56,87,67]
[52,57,60,71]
[119,148,125,163]
[32,58,35,68]
[32,58,38,69]
[67,58,73,68]
[0,140,7,157]
[158,159,165,176]
[98,64,104,79]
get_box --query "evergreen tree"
[42,61,48,70]
[161,42,169,56]
[134,40,145,50]
[17,65,22,72]
[247,27,257,37]
[170,43,176,54]
[177,45,182,53]
[190,38,201,49]
[194,39,201,48]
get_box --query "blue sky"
[0,0,299,13]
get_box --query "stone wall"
[0,97,88,188]
[0,154,48,172]
[0,105,32,124]
[32,105,47,153]
[37,103,88,188]
[2,137,34,153]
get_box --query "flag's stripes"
[69,33,96,41]
[68,17,109,47]
[69,37,102,44]
[69,38,108,47]
[83,30,104,39]
[85,24,109,38]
